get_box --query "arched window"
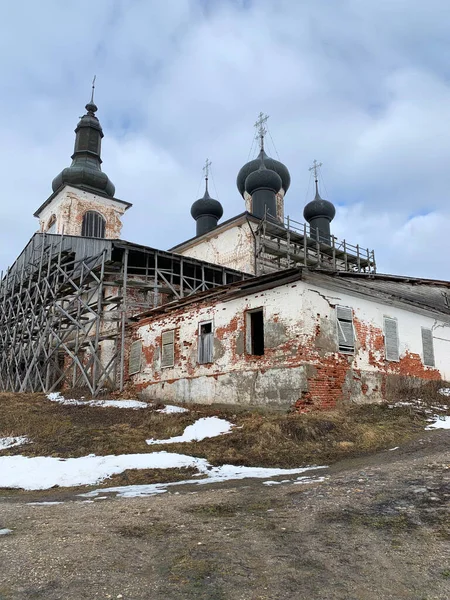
[47,215,57,233]
[81,211,106,238]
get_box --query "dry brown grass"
[0,380,448,477]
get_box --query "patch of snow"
[425,415,450,430]
[0,529,12,535]
[27,501,63,506]
[157,405,189,414]
[439,388,450,397]
[0,449,327,496]
[146,417,233,445]
[0,437,29,451]
[46,393,148,409]
[262,479,291,486]
[82,464,328,499]
[389,447,399,451]
[293,476,326,485]
[387,401,416,408]
[0,452,204,490]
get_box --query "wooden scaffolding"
[0,233,247,395]
[255,214,376,275]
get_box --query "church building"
[0,95,448,409]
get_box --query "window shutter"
[336,306,354,352]
[384,317,399,361]
[336,306,352,322]
[161,330,175,368]
[128,340,142,375]
[421,328,435,367]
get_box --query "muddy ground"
[0,430,449,600]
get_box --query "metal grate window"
[81,211,106,238]
[421,328,435,367]
[161,330,175,368]
[128,340,142,375]
[336,306,354,353]
[383,316,399,361]
[198,321,214,364]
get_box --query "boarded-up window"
[161,330,175,368]
[129,340,142,375]
[384,317,399,361]
[421,328,435,367]
[198,321,214,364]
[336,306,354,353]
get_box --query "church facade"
[0,98,448,408]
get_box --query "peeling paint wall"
[177,221,256,274]
[128,279,450,409]
[37,185,127,239]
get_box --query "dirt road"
[0,430,449,600]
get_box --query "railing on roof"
[255,213,376,275]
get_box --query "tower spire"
[309,159,323,196]
[191,159,223,236]
[51,86,115,197]
[86,75,98,114]
[254,112,269,152]
[90,75,96,104]
[304,159,335,243]
[203,158,212,193]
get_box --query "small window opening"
[47,215,57,234]
[198,321,214,364]
[82,211,106,238]
[247,309,264,356]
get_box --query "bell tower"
[34,79,131,238]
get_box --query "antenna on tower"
[309,159,323,195]
[254,112,269,151]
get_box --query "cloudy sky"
[0,0,449,279]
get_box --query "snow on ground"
[0,437,29,451]
[0,452,202,490]
[263,475,327,487]
[0,449,327,495]
[81,464,328,499]
[425,415,450,430]
[27,501,63,506]
[47,393,148,409]
[0,529,12,535]
[146,417,232,445]
[157,405,189,414]
[439,388,450,397]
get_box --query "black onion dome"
[52,101,115,197]
[237,149,290,197]
[191,186,223,220]
[245,163,282,196]
[303,190,336,222]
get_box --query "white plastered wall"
[176,221,257,274]
[131,278,450,407]
[37,185,127,239]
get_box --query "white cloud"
[0,0,449,279]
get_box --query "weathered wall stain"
[127,278,450,409]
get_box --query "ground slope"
[0,429,449,600]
